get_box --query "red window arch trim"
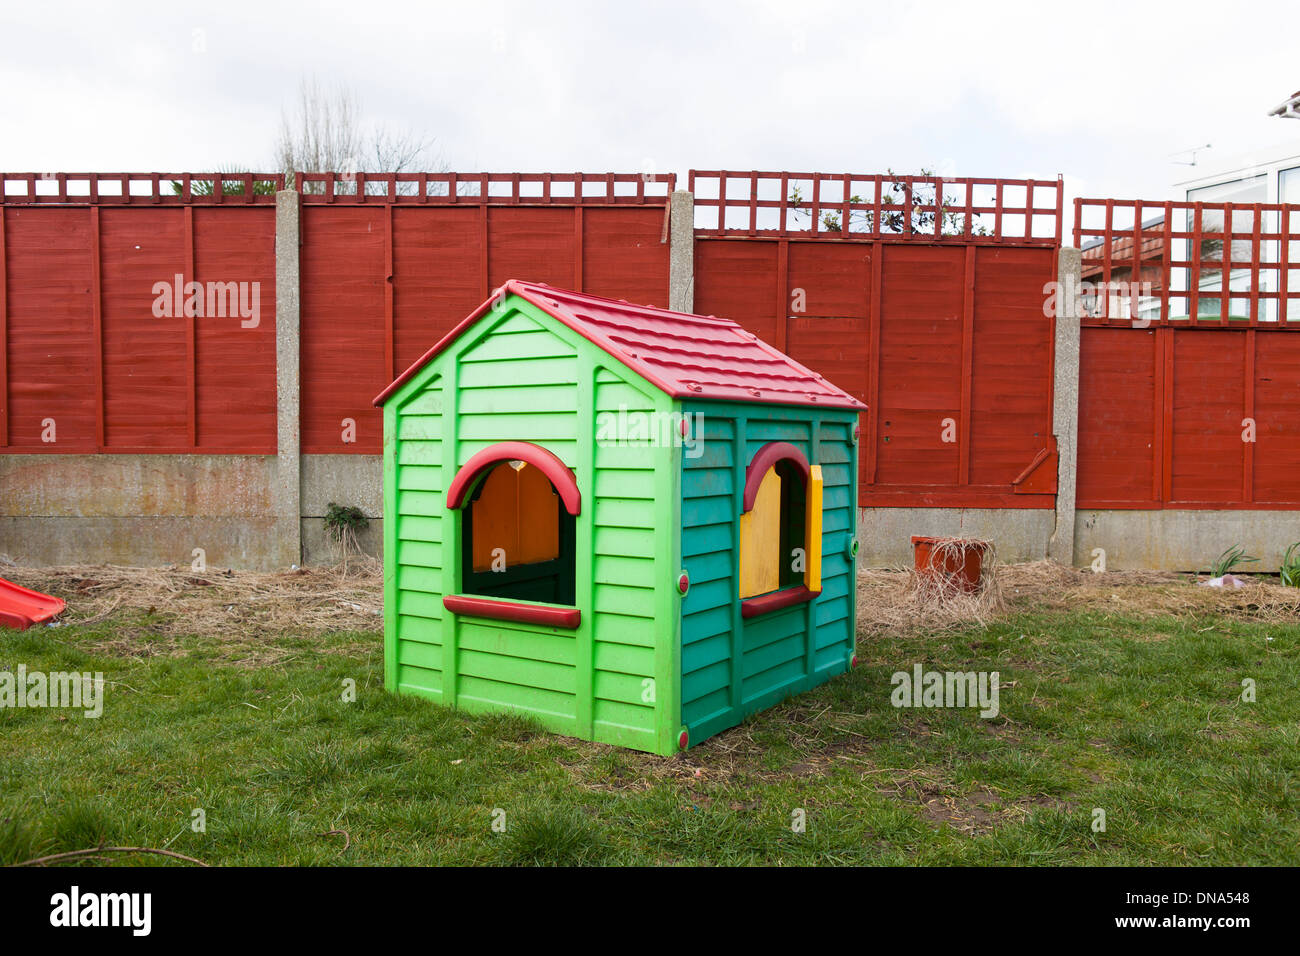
[742,442,810,512]
[445,441,581,516]
[739,441,819,620]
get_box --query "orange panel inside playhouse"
[471,462,560,572]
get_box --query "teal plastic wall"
[678,400,859,745]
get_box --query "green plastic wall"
[382,296,683,755]
[678,401,859,745]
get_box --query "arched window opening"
[443,441,581,626]
[461,459,576,606]
[739,442,823,617]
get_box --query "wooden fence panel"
[193,207,277,452]
[1074,197,1300,510]
[99,208,189,449]
[693,236,1057,508]
[1076,327,1161,508]
[300,202,672,454]
[300,205,388,454]
[1,207,99,450]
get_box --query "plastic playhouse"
[373,281,865,755]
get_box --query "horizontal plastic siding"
[441,312,583,724]
[680,415,738,728]
[386,303,673,753]
[392,376,444,699]
[590,370,660,747]
[679,405,857,739]
[812,421,855,682]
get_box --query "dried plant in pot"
[899,536,1004,625]
[911,536,994,595]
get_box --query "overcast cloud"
[3,0,1298,208]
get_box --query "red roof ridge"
[635,355,817,381]
[373,279,867,412]
[519,281,738,327]
[596,334,789,366]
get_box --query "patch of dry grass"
[859,559,1300,636]
[1,561,384,664]
[7,552,1299,651]
[6,553,1298,661]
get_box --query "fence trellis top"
[293,171,676,204]
[1074,196,1300,327]
[0,172,285,205]
[688,170,1063,245]
[0,171,677,206]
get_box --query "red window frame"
[441,441,582,629]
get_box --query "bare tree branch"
[276,77,445,194]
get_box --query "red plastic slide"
[0,577,67,630]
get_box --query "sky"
[3,0,1299,215]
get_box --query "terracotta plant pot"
[911,536,992,594]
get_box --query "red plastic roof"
[374,280,867,411]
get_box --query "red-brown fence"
[0,168,1064,509]
[1075,198,1300,509]
[11,170,1300,513]
[296,173,674,453]
[692,172,1063,508]
[0,202,277,452]
[0,172,675,456]
[0,172,283,452]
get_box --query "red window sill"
[442,594,581,629]
[740,585,820,619]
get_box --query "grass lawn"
[1,565,1297,866]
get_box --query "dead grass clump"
[1,561,383,644]
[916,786,1073,834]
[1065,577,1300,625]
[860,556,1300,636]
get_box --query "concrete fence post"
[274,189,302,568]
[1048,246,1082,566]
[668,189,694,313]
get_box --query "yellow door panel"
[805,465,823,592]
[471,465,518,572]
[739,467,781,598]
